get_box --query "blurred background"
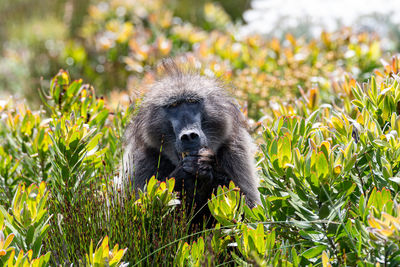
[0,0,249,101]
[1,0,399,118]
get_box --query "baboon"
[122,59,260,222]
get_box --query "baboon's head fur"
[122,58,260,206]
[126,59,247,165]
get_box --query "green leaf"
[389,177,400,185]
[344,154,357,173]
[89,109,109,127]
[370,76,378,104]
[26,225,35,247]
[292,247,299,267]
[66,79,83,97]
[352,99,364,109]
[316,151,329,179]
[302,245,327,259]
[86,132,103,152]
[351,83,364,102]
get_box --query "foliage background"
[0,0,248,102]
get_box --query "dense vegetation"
[1,0,400,266]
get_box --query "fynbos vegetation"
[1,0,400,266]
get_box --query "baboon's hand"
[197,148,215,178]
[181,154,199,174]
[182,148,215,179]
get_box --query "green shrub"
[81,236,127,267]
[196,63,400,265]
[44,176,209,265]
[0,182,51,266]
[3,45,400,265]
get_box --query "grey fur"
[122,59,261,206]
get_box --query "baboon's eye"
[187,99,197,104]
[169,102,178,108]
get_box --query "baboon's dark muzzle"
[178,127,205,152]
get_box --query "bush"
[2,59,400,265]
[44,176,199,265]
[0,182,51,266]
[196,58,400,265]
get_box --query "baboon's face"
[140,75,234,165]
[163,99,207,158]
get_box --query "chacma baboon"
[122,59,260,222]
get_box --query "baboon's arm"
[218,144,261,206]
[132,149,159,190]
[133,148,178,190]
